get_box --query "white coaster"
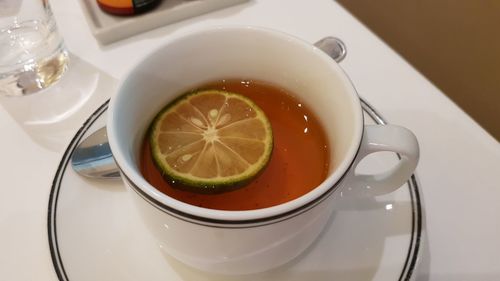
[79,0,249,44]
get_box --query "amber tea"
[140,79,330,210]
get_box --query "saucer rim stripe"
[360,99,422,281]
[47,100,110,281]
[399,174,422,281]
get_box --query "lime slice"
[149,89,273,193]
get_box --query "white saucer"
[48,99,423,281]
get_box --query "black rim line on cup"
[112,105,363,227]
[47,99,422,281]
[119,152,358,228]
[118,117,362,227]
[115,98,364,227]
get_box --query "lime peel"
[149,89,273,194]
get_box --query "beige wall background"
[337,0,500,140]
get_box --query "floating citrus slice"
[149,89,273,193]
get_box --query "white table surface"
[1,0,499,280]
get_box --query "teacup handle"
[345,125,419,196]
[314,37,419,195]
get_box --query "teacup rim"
[108,25,364,225]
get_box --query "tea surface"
[140,79,330,210]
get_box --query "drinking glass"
[0,0,69,96]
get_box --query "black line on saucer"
[400,175,422,281]
[397,173,416,281]
[47,100,110,281]
[360,99,421,281]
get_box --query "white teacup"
[107,26,419,275]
